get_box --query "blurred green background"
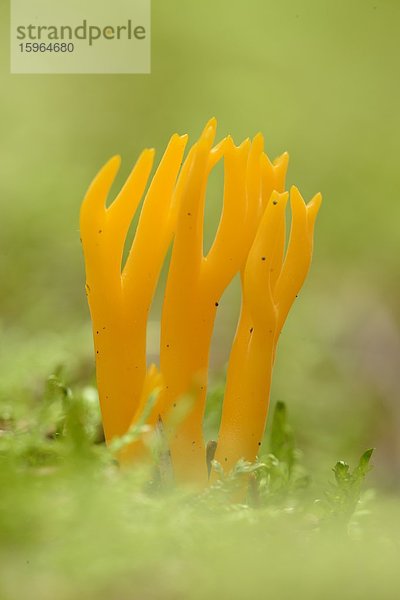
[1,0,399,487]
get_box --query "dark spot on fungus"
[272,200,278,205]
[224,458,227,462]
[192,441,195,445]
[166,344,170,348]
[261,257,266,261]
[173,403,176,408]
[215,302,219,307]
[98,230,102,234]
[250,327,254,333]
[258,442,261,446]
[187,212,191,216]
[96,330,99,335]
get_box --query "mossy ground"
[1,373,399,600]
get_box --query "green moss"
[1,373,396,599]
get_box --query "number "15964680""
[19,42,75,53]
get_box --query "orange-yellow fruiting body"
[80,134,187,443]
[80,118,321,486]
[151,121,289,484]
[214,187,322,472]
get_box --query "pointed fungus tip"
[290,184,301,197]
[261,150,273,169]
[203,124,217,147]
[253,132,264,151]
[314,191,323,203]
[237,137,251,152]
[290,185,307,210]
[171,132,188,144]
[224,134,235,149]
[308,191,323,210]
[99,154,121,180]
[200,118,217,140]
[274,151,289,167]
[108,154,122,169]
[144,147,156,159]
[282,190,290,202]
[212,136,230,152]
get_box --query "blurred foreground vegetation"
[2,374,398,600]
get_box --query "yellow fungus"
[80,119,321,486]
